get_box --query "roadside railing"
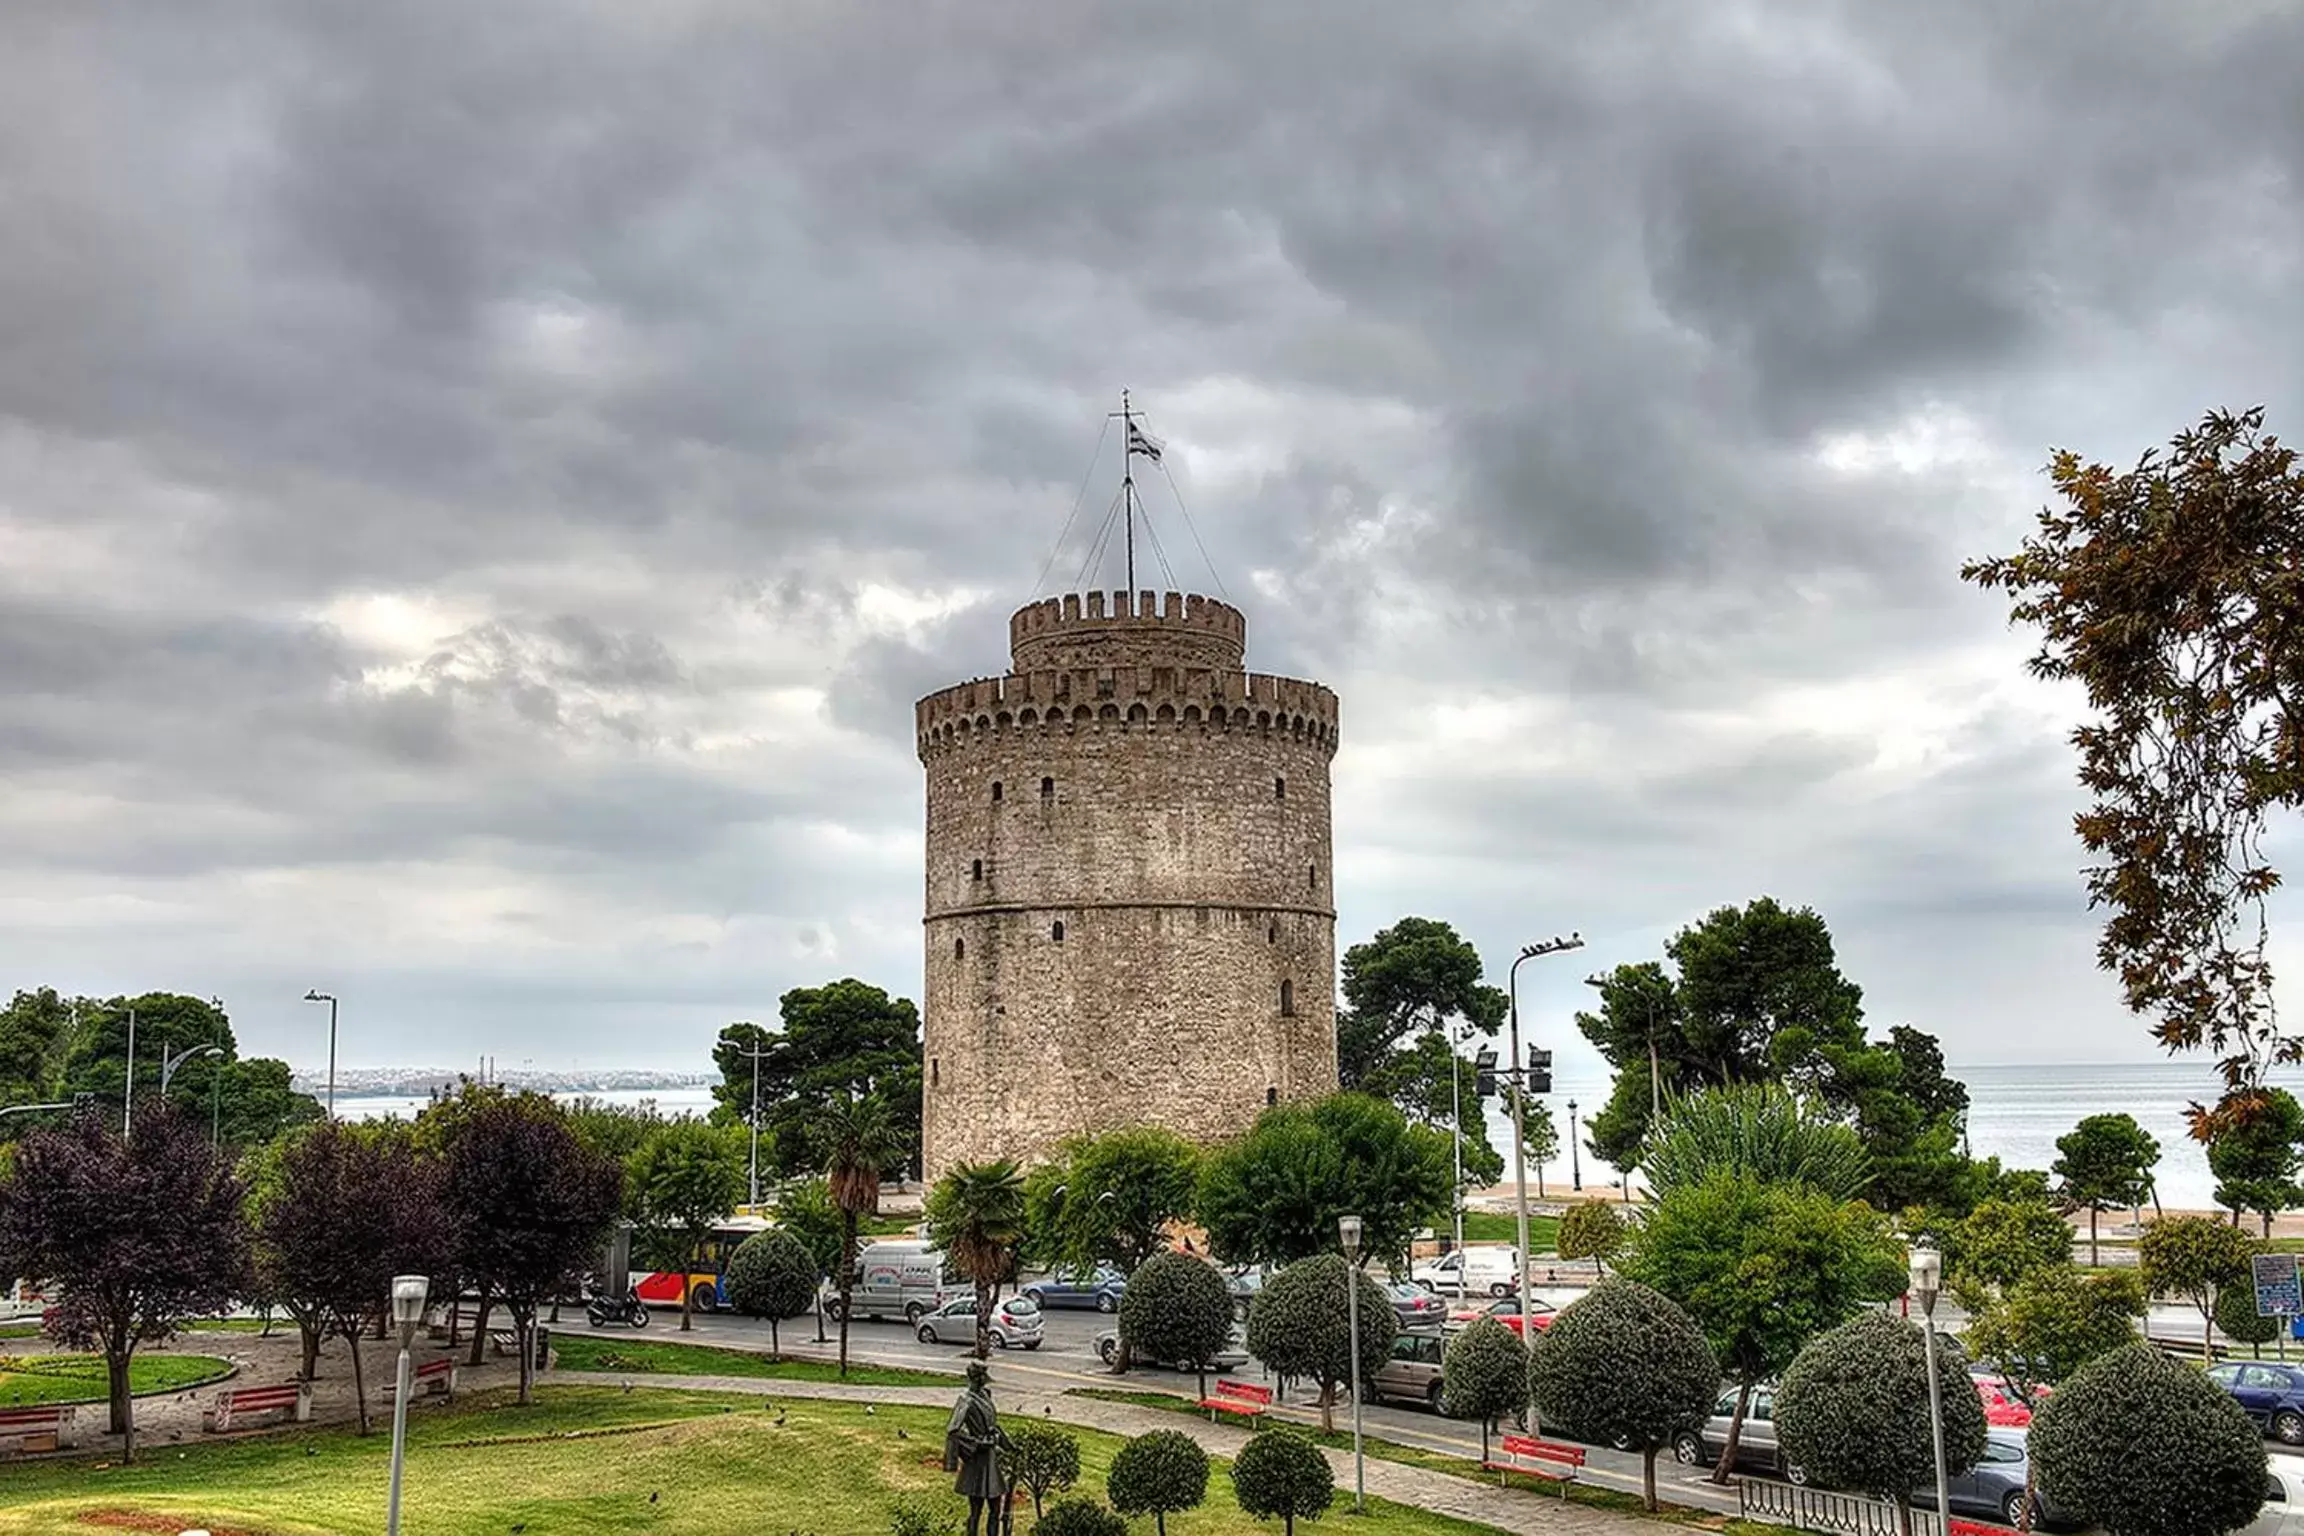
[1735,1478,1962,1536]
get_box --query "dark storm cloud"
[2,0,2298,1068]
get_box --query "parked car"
[1225,1268,1267,1321]
[2247,1459,2304,1536]
[1411,1247,1520,1298]
[1912,1427,2075,1531]
[1386,1281,1448,1330]
[1442,1295,1556,1336]
[1094,1323,1250,1373]
[2209,1362,2304,1445]
[1023,1265,1128,1313]
[1673,1386,1805,1483]
[914,1294,1044,1350]
[1364,1329,1448,1411]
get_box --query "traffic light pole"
[1504,935,1581,1332]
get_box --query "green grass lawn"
[0,1386,1510,1535]
[0,1354,232,1408]
[1455,1211,1562,1252]
[552,1332,951,1387]
[182,1316,277,1334]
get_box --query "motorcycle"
[585,1287,651,1329]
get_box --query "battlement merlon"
[915,666,1340,761]
[1009,591,1247,673]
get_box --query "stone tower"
[916,588,1340,1180]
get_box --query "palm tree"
[925,1159,1028,1358]
[814,1092,901,1379]
[1640,1081,1872,1203]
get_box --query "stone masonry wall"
[918,593,1339,1179]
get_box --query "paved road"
[581,1302,1756,1515]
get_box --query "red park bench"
[0,1405,75,1455]
[1199,1380,1272,1422]
[1484,1434,1586,1497]
[204,1381,311,1433]
[386,1356,457,1400]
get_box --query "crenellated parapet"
[1009,589,1248,672]
[916,665,1339,761]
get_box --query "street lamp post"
[1508,934,1583,1328]
[121,1008,138,1142]
[386,1273,430,1535]
[303,991,338,1118]
[160,1042,223,1094]
[1339,1213,1365,1514]
[1448,1023,1467,1306]
[1566,1099,1582,1191]
[728,1036,772,1210]
[1909,1243,1951,1536]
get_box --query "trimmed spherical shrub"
[2030,1341,2266,1536]
[1774,1310,1987,1502]
[1108,1428,1211,1534]
[2215,1282,2282,1353]
[1530,1277,1718,1509]
[724,1228,818,1351]
[1232,1427,1335,1532]
[1032,1497,1129,1536]
[1118,1250,1237,1382]
[998,1420,1080,1520]
[1442,1315,1527,1429]
[1557,1202,1628,1268]
[1242,1254,1396,1430]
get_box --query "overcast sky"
[6,1,2301,1081]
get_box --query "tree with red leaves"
[441,1091,623,1404]
[0,1104,248,1459]
[1966,407,2304,1137]
[251,1121,451,1432]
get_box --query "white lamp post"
[386,1273,430,1535]
[1339,1213,1365,1514]
[303,990,338,1119]
[1508,934,1583,1316]
[1909,1243,1951,1535]
[729,1035,772,1210]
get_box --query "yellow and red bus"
[629,1216,774,1313]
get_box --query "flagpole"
[1121,389,1136,595]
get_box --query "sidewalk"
[557,1369,1658,1536]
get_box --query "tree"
[1775,1311,1988,1530]
[1964,408,2304,1125]
[2140,1215,2257,1360]
[772,1175,844,1277]
[1335,917,1508,1090]
[2054,1113,2161,1265]
[814,1093,902,1377]
[1231,1428,1335,1533]
[1529,1278,1720,1511]
[250,1122,448,1434]
[1556,1203,1627,1274]
[1000,1421,1082,1522]
[2030,1341,2267,1536]
[1511,1093,1562,1196]
[1639,1083,1871,1203]
[1822,1025,1975,1214]
[924,1158,1027,1358]
[0,1105,247,1457]
[0,988,77,1111]
[726,1228,818,1356]
[1024,1126,1199,1275]
[630,1119,746,1330]
[1196,1093,1452,1269]
[1577,901,1868,1167]
[2216,1279,2283,1359]
[1965,1266,2146,1401]
[564,1096,669,1168]
[1108,1429,1210,1535]
[1377,1029,1507,1187]
[438,1090,624,1404]
[1442,1316,1527,1461]
[1628,1170,1900,1484]
[2209,1087,2304,1233]
[20,990,321,1151]
[715,980,923,1180]
[1118,1251,1238,1398]
[1244,1254,1397,1432]
[1955,1199,2074,1291]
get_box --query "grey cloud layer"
[3,0,2298,1068]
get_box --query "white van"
[826,1240,960,1325]
[1410,1247,1521,1298]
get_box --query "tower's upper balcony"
[1009,590,1246,674]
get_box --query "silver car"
[1095,1324,1250,1372]
[1673,1385,1805,1483]
[914,1294,1044,1350]
[1364,1329,1447,1411]
[1913,1427,2075,1531]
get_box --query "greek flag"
[1126,423,1164,463]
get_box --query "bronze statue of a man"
[944,1361,1012,1536]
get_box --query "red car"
[1443,1295,1557,1336]
[1973,1375,2049,1427]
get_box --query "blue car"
[1023,1265,1128,1313]
[2207,1360,2304,1444]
